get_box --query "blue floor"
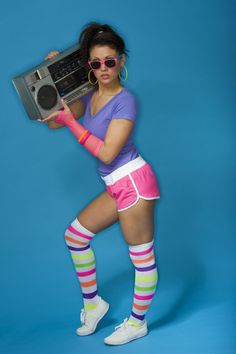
[1,302,234,354]
[1,282,235,354]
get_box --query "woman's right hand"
[44,50,60,61]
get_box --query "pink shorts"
[101,155,160,212]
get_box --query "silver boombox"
[12,43,93,120]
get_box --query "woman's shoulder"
[112,87,138,118]
[117,87,137,104]
[121,87,136,98]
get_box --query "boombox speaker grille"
[37,85,58,110]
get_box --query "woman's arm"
[47,99,85,129]
[40,100,135,164]
[97,118,134,164]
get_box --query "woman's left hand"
[37,99,74,125]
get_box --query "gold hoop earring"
[88,69,98,85]
[118,65,128,82]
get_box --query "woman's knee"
[64,217,95,247]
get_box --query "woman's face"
[89,45,125,86]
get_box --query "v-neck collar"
[90,88,125,118]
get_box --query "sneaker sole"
[76,302,110,336]
[104,329,148,345]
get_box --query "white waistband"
[101,155,147,185]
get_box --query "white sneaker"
[76,296,109,336]
[104,318,148,345]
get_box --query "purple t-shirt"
[80,87,139,177]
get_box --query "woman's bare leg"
[118,199,156,245]
[77,190,119,233]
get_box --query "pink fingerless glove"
[55,110,103,157]
[54,110,73,125]
[55,110,84,138]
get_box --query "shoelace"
[115,318,131,331]
[80,309,86,325]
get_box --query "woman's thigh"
[77,191,119,234]
[118,198,157,245]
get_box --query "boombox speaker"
[12,43,93,120]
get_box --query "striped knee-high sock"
[64,218,100,311]
[128,240,158,326]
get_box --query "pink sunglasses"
[88,55,122,70]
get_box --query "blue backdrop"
[0,0,235,353]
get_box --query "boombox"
[12,43,93,120]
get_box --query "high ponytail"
[78,22,128,67]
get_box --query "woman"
[40,22,160,345]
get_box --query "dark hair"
[78,22,128,67]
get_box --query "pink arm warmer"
[55,110,103,157]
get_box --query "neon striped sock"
[64,218,99,311]
[128,240,158,326]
